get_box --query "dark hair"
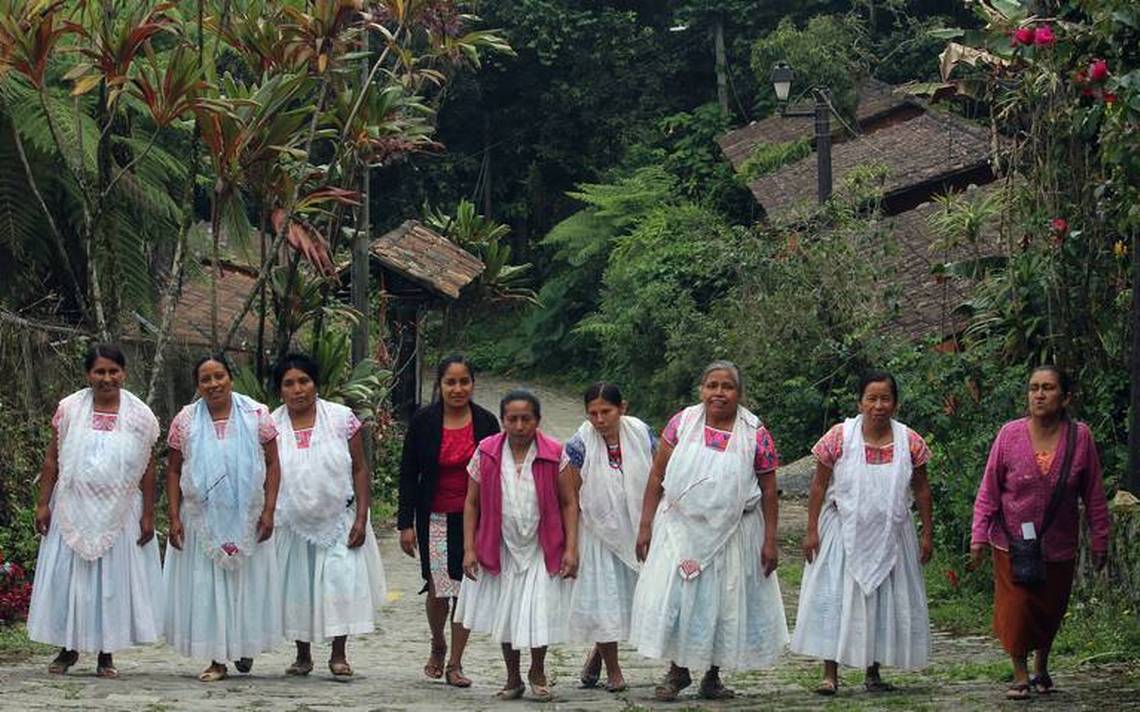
[83,343,126,371]
[192,352,233,383]
[500,389,541,420]
[273,352,320,391]
[1030,364,1072,395]
[857,370,899,401]
[584,382,623,408]
[433,353,475,401]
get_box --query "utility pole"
[714,15,729,115]
[813,88,833,204]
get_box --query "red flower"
[1073,70,1088,85]
[221,542,240,556]
[1051,217,1069,235]
[1033,25,1055,46]
[1104,92,1117,105]
[1012,26,1035,46]
[1089,59,1109,82]
[946,569,960,589]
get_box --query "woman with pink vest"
[455,389,576,702]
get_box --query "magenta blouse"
[971,418,1110,561]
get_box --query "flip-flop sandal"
[604,680,628,693]
[654,668,692,701]
[1030,674,1057,694]
[1006,683,1032,700]
[48,651,79,675]
[424,644,446,679]
[495,684,525,700]
[815,679,838,696]
[234,657,254,674]
[445,664,471,688]
[328,660,353,678]
[864,679,897,693]
[286,660,314,676]
[198,665,228,682]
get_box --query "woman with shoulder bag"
[970,365,1110,700]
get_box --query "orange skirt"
[992,548,1075,656]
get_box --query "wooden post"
[1129,226,1140,494]
[351,37,371,368]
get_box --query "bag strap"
[1038,420,1078,539]
[997,419,1078,541]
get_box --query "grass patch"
[0,623,53,662]
[781,560,804,590]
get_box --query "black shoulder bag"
[999,421,1077,587]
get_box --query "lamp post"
[770,61,833,205]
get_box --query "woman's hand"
[399,528,417,557]
[137,513,155,546]
[968,542,988,570]
[636,524,652,562]
[920,532,934,565]
[761,537,779,577]
[347,518,367,549]
[168,515,185,551]
[34,504,51,536]
[560,549,579,579]
[801,527,820,564]
[255,509,275,542]
[462,550,479,580]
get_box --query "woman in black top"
[398,355,499,687]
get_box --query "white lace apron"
[832,416,912,595]
[274,399,355,548]
[55,388,159,561]
[576,416,652,570]
[179,393,266,570]
[655,404,758,580]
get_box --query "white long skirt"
[630,508,789,671]
[455,544,570,650]
[27,495,163,653]
[790,503,930,669]
[162,520,282,661]
[566,525,638,644]
[276,521,386,642]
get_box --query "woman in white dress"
[27,344,162,678]
[792,370,933,695]
[631,360,788,701]
[163,353,282,682]
[456,390,574,702]
[273,353,386,677]
[560,382,655,692]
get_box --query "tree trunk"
[714,16,729,116]
[1129,226,1140,495]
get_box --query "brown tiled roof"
[751,110,991,221]
[879,184,1007,340]
[169,262,268,351]
[717,79,912,168]
[367,220,483,300]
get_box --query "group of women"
[28,346,385,681]
[27,344,1111,703]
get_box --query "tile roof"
[366,220,484,300]
[168,262,268,351]
[879,184,1007,340]
[717,78,912,168]
[750,110,991,221]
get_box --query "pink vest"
[474,431,565,576]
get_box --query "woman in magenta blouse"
[970,365,1110,700]
[397,355,500,687]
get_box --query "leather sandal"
[328,659,353,678]
[698,675,736,700]
[1006,682,1031,700]
[285,659,313,676]
[445,664,471,688]
[424,643,446,679]
[1030,673,1056,694]
[579,648,602,688]
[198,664,228,682]
[864,678,897,693]
[47,649,78,675]
[234,657,253,674]
[496,684,525,700]
[815,678,838,696]
[654,666,692,701]
[95,654,118,679]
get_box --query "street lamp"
[769,61,833,205]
